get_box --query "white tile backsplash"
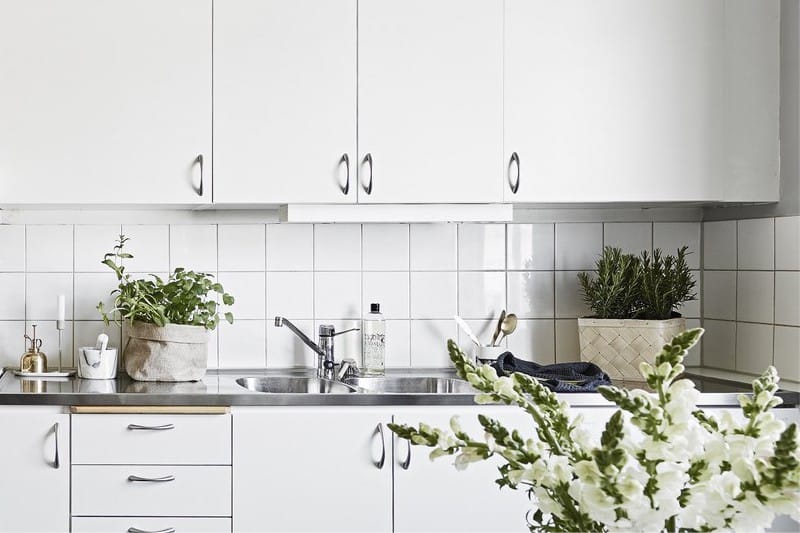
[409,224,457,271]
[774,271,800,326]
[737,218,774,270]
[703,270,736,320]
[218,272,265,320]
[266,224,313,271]
[507,271,554,318]
[409,272,457,319]
[555,223,603,270]
[774,326,800,381]
[218,320,266,368]
[554,319,581,363]
[0,225,25,272]
[27,225,73,272]
[703,220,737,270]
[120,225,169,273]
[653,222,701,269]
[266,271,314,320]
[410,320,457,367]
[735,322,774,375]
[314,271,361,319]
[775,216,800,271]
[555,271,589,319]
[218,225,266,272]
[363,272,410,319]
[169,225,217,273]
[457,271,505,320]
[29,320,73,368]
[267,318,315,368]
[507,223,554,271]
[362,224,409,271]
[458,224,505,270]
[314,224,361,271]
[603,222,652,254]
[507,319,555,364]
[74,272,117,321]
[0,273,25,320]
[384,320,411,368]
[0,321,25,368]
[74,225,122,272]
[702,320,736,370]
[25,273,73,320]
[736,271,774,324]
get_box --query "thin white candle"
[57,294,65,322]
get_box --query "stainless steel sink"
[343,376,475,394]
[236,376,357,394]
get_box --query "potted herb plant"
[576,246,696,380]
[98,235,234,382]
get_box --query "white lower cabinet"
[71,517,232,533]
[233,407,393,532]
[0,407,69,533]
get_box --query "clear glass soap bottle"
[362,303,385,376]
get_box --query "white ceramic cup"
[77,347,118,380]
[475,345,506,364]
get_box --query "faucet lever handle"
[332,327,360,337]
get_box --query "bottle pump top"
[371,303,380,313]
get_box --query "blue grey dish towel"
[490,352,613,392]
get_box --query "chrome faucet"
[274,317,360,380]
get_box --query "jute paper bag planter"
[124,321,209,382]
[577,317,686,380]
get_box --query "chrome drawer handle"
[373,423,386,469]
[508,151,520,194]
[128,475,175,483]
[128,528,176,533]
[194,154,204,197]
[362,153,373,195]
[127,423,175,431]
[52,422,60,469]
[341,153,351,195]
[400,439,411,470]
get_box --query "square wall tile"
[206,327,219,369]
[684,318,702,366]
[736,322,773,375]
[507,271,554,319]
[314,319,362,362]
[702,320,736,370]
[28,320,73,368]
[775,216,800,270]
[410,320,457,367]
[218,320,266,368]
[266,224,314,271]
[774,326,800,381]
[74,225,122,272]
[218,272,265,320]
[653,222,701,269]
[0,321,26,368]
[703,271,736,320]
[385,320,411,368]
[409,272,457,319]
[603,223,652,254]
[458,271,505,320]
[266,272,313,320]
[775,272,800,326]
[363,272,409,319]
[314,224,361,271]
[170,225,217,272]
[679,271,701,319]
[26,225,73,272]
[555,319,580,363]
[507,319,555,364]
[74,272,118,321]
[120,225,169,273]
[0,226,25,272]
[555,223,602,271]
[362,224,409,271]
[736,271,774,323]
[737,218,774,270]
[507,224,554,271]
[26,273,73,320]
[267,319,315,368]
[703,221,737,270]
[458,224,505,271]
[0,273,25,319]
[555,271,589,319]
[314,272,361,319]
[218,225,266,272]
[409,224,457,271]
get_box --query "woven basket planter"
[577,317,686,380]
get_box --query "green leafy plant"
[577,246,696,320]
[97,235,234,329]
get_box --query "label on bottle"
[362,332,385,375]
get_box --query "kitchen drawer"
[72,414,231,465]
[72,517,231,533]
[72,465,231,517]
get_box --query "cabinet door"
[0,0,211,205]
[233,407,392,532]
[0,409,69,532]
[393,406,533,533]
[214,0,357,204]
[358,0,503,204]
[505,0,723,202]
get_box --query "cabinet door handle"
[127,423,175,431]
[128,528,176,533]
[508,152,520,194]
[341,153,351,195]
[362,153,374,195]
[194,154,204,197]
[373,423,386,469]
[52,422,60,469]
[128,475,175,483]
[400,439,411,470]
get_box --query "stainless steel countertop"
[0,367,797,408]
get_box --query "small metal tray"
[13,369,76,378]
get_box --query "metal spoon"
[490,310,506,347]
[495,313,518,346]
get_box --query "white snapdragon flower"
[550,455,573,484]
[729,492,775,533]
[493,376,520,402]
[572,483,617,525]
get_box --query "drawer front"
[72,414,231,464]
[72,465,231,517]
[72,517,232,533]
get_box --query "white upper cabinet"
[213,0,357,204]
[505,0,725,203]
[0,0,212,205]
[357,0,504,204]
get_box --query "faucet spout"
[273,316,325,358]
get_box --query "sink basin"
[343,376,475,394]
[236,376,357,394]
